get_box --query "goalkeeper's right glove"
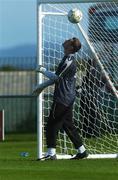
[35,65,46,73]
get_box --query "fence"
[0,57,37,133]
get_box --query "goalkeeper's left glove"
[75,86,82,97]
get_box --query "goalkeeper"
[33,37,88,160]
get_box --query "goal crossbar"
[38,0,117,4]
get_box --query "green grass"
[0,134,118,180]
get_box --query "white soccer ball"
[68,8,83,24]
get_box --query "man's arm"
[102,75,115,95]
[32,79,54,96]
[36,65,58,81]
[36,56,74,82]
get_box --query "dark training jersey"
[53,54,77,106]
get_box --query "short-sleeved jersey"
[53,54,77,106]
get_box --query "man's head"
[63,37,81,55]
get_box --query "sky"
[0,0,37,50]
[0,0,92,57]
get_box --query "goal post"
[0,110,5,141]
[37,0,118,159]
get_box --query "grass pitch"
[0,134,118,180]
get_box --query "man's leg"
[63,105,83,149]
[46,102,67,148]
[40,102,69,160]
[62,105,88,159]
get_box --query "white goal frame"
[37,0,118,159]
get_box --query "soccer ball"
[68,8,83,24]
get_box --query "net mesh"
[39,1,118,155]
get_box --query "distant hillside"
[0,44,36,57]
[0,42,91,70]
[0,43,60,69]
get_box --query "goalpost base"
[40,153,118,160]
[87,154,118,159]
[57,154,118,159]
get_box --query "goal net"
[37,0,118,159]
